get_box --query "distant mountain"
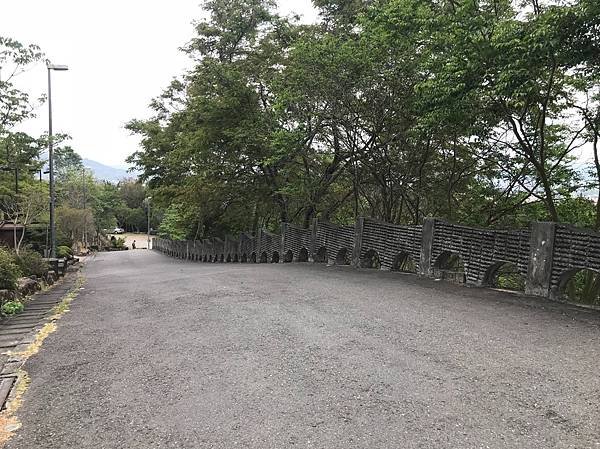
[82,159,139,183]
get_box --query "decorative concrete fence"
[257,229,281,263]
[281,223,312,263]
[152,217,600,301]
[313,220,355,265]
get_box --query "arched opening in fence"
[271,252,280,263]
[391,252,417,273]
[208,255,214,263]
[557,268,600,306]
[233,254,239,263]
[485,262,525,291]
[260,252,268,263]
[226,254,232,263]
[361,249,381,269]
[203,255,208,262]
[284,250,293,263]
[433,251,465,283]
[241,253,248,263]
[336,248,350,265]
[314,246,328,263]
[298,247,309,262]
[219,254,225,263]
[250,252,257,263]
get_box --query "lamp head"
[47,64,69,71]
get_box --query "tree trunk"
[13,224,17,254]
[593,133,600,230]
[539,170,559,222]
[303,205,315,229]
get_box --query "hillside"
[83,159,138,183]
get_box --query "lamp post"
[47,63,68,258]
[82,166,88,249]
[146,197,152,250]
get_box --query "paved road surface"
[6,251,600,448]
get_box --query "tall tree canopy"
[128,0,600,240]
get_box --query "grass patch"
[0,301,24,317]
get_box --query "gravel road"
[6,250,600,448]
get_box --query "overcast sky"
[0,1,318,168]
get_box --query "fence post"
[256,229,263,261]
[419,218,436,277]
[310,218,318,262]
[525,222,556,298]
[352,217,365,268]
[280,223,288,263]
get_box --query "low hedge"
[14,248,47,278]
[0,248,22,291]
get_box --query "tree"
[127,0,600,238]
[56,206,94,246]
[0,131,45,196]
[0,184,48,253]
[54,144,83,180]
[118,179,146,209]
[128,0,292,236]
[0,37,44,133]
[93,181,121,231]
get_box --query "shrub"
[0,248,22,291]
[14,249,47,278]
[1,300,24,316]
[57,245,73,258]
[111,237,126,249]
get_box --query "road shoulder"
[0,265,86,447]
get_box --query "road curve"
[6,250,600,449]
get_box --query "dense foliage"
[0,247,21,290]
[128,0,600,240]
[13,248,47,278]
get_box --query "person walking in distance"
[132,240,136,250]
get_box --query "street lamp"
[145,197,152,250]
[47,62,69,258]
